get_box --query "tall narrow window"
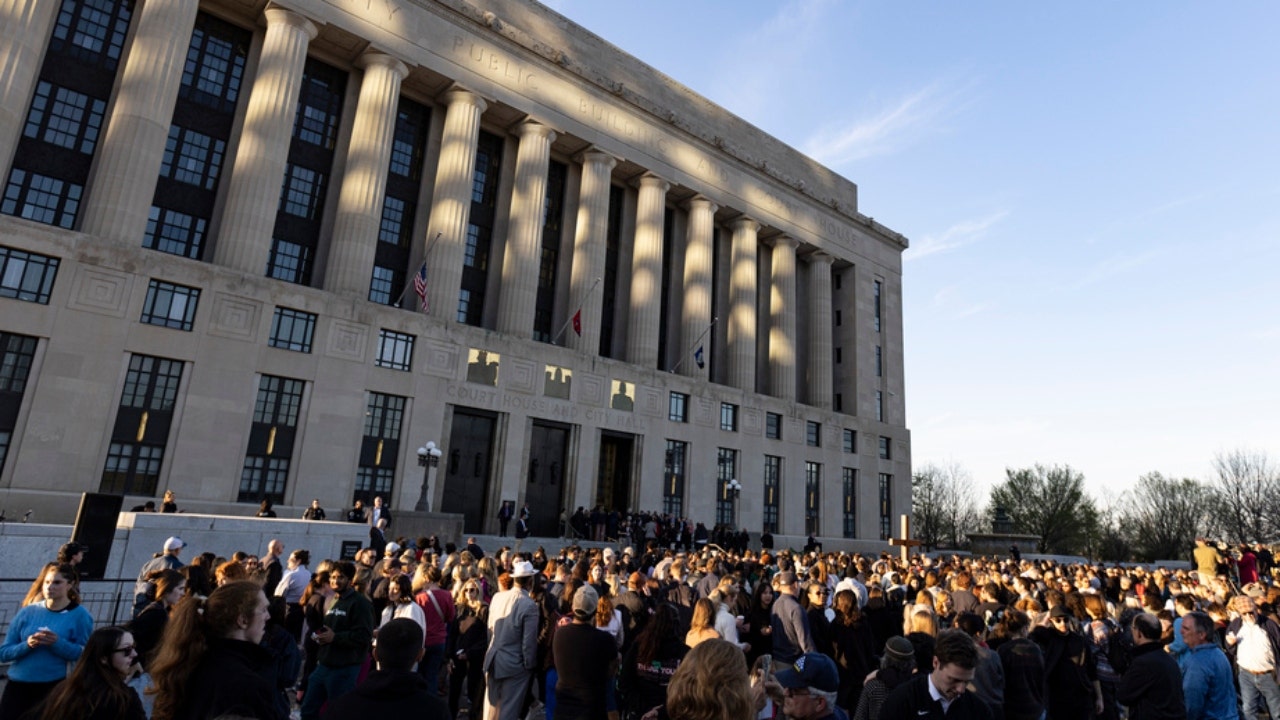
[875,345,882,377]
[716,448,737,527]
[0,333,39,470]
[842,467,857,538]
[806,421,821,447]
[763,455,781,534]
[720,403,738,432]
[842,429,856,453]
[663,440,687,517]
[239,375,304,504]
[268,58,346,285]
[805,461,821,536]
[878,473,892,540]
[874,280,883,333]
[876,390,884,422]
[533,160,567,341]
[766,412,781,440]
[3,0,133,229]
[146,12,250,259]
[458,130,503,325]
[878,436,891,460]
[354,392,405,504]
[100,354,183,496]
[668,392,688,423]
[371,98,430,305]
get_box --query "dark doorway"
[596,432,634,512]
[441,410,497,533]
[526,422,569,537]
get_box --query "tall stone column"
[727,216,759,392]
[323,53,408,296]
[496,120,556,335]
[0,0,60,177]
[806,253,835,408]
[626,172,669,368]
[680,196,717,379]
[565,149,616,353]
[213,7,316,275]
[422,87,487,318]
[768,236,799,401]
[79,0,200,242]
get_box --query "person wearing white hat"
[482,560,538,720]
[132,536,184,617]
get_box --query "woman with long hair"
[665,639,754,720]
[831,589,876,712]
[743,581,775,666]
[297,567,332,703]
[619,604,687,720]
[380,574,427,634]
[0,563,94,720]
[447,577,489,719]
[148,580,275,720]
[18,563,59,608]
[685,598,721,648]
[38,626,145,720]
[127,569,186,666]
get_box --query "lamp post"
[726,478,742,526]
[415,441,442,512]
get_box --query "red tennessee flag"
[572,309,582,336]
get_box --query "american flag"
[413,264,428,313]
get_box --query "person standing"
[1179,611,1239,720]
[160,490,178,513]
[347,500,366,523]
[261,539,285,597]
[366,496,392,530]
[552,585,618,720]
[498,502,514,537]
[132,537,185,617]
[1116,613,1186,720]
[0,564,94,720]
[303,499,327,520]
[300,561,376,720]
[879,629,993,720]
[482,561,539,720]
[772,572,816,664]
[1225,595,1280,719]
[319,618,450,719]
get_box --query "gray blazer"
[483,587,538,680]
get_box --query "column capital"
[807,251,835,266]
[263,4,318,40]
[356,51,409,79]
[575,147,620,169]
[730,215,759,234]
[683,194,719,215]
[632,171,669,193]
[440,85,489,114]
[766,235,799,250]
[513,118,557,143]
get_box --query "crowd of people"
[4,510,1280,720]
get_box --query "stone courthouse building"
[0,0,911,543]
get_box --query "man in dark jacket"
[302,560,376,720]
[880,629,993,720]
[322,618,449,719]
[1116,613,1186,720]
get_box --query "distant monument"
[968,505,1040,558]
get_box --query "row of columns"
[0,0,838,405]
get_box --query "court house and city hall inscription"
[0,0,910,546]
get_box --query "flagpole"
[394,232,442,308]
[670,317,718,374]
[551,277,601,345]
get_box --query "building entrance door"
[526,422,569,537]
[596,432,634,513]
[441,410,496,533]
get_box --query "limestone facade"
[0,0,910,547]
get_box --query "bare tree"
[988,464,1098,555]
[913,462,981,550]
[1208,449,1280,542]
[1121,472,1210,561]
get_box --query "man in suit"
[366,495,392,529]
[482,560,539,720]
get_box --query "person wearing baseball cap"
[132,536,185,617]
[553,585,618,720]
[771,571,815,664]
[776,652,843,720]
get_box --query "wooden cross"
[889,514,922,564]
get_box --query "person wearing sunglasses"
[35,626,145,720]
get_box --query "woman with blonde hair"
[476,556,500,601]
[905,608,937,675]
[448,577,489,720]
[665,639,754,720]
[685,598,721,648]
[147,580,274,720]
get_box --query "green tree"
[913,462,981,550]
[1120,472,1209,561]
[988,464,1097,555]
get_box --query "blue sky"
[543,0,1280,502]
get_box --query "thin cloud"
[908,210,1009,261]
[1070,249,1163,289]
[803,77,975,166]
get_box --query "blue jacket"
[0,601,94,682]
[1181,644,1239,720]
